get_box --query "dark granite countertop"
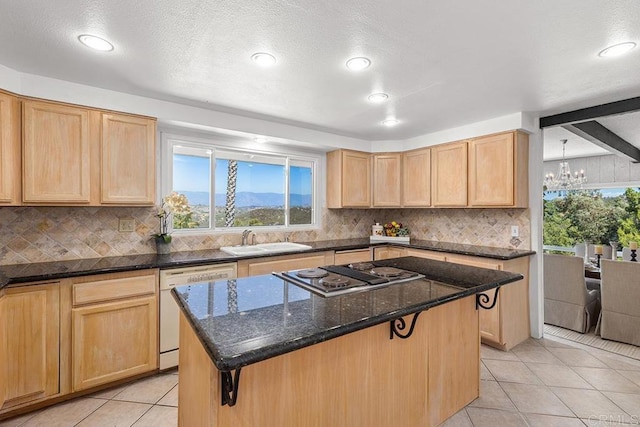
[172,256,524,372]
[0,238,534,289]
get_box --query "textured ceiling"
[1,0,640,143]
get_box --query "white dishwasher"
[159,263,237,369]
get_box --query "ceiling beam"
[540,96,640,128]
[563,120,640,163]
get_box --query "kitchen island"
[172,256,523,427]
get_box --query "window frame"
[161,132,322,234]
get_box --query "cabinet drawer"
[334,249,372,265]
[73,274,156,306]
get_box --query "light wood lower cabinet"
[237,252,335,277]
[69,270,159,391]
[404,248,447,261]
[446,254,530,350]
[373,246,406,260]
[1,283,60,411]
[334,248,372,265]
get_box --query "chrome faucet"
[241,229,252,246]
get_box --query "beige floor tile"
[21,398,106,427]
[468,380,516,411]
[481,345,520,361]
[620,370,640,388]
[581,417,637,426]
[132,406,177,427]
[548,348,609,368]
[525,413,586,426]
[537,337,577,349]
[157,384,178,407]
[88,383,131,400]
[526,362,594,389]
[438,409,473,427]
[602,392,640,418]
[500,382,573,417]
[483,359,541,385]
[465,407,529,427]
[573,367,640,393]
[76,400,151,427]
[112,374,179,404]
[480,361,494,381]
[596,354,640,371]
[513,348,564,364]
[0,411,40,427]
[551,387,632,422]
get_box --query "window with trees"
[543,188,640,247]
[164,137,318,232]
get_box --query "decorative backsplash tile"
[0,206,530,265]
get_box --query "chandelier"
[544,139,587,191]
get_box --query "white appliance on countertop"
[159,263,237,369]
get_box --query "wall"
[544,153,640,186]
[0,206,530,265]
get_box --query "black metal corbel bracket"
[476,287,500,311]
[221,368,242,407]
[390,312,422,340]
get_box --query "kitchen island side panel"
[178,295,479,427]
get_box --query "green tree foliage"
[543,189,633,246]
[617,188,640,246]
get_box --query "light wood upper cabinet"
[101,113,156,205]
[372,153,401,207]
[70,270,158,391]
[22,100,96,204]
[0,92,20,205]
[1,283,60,410]
[402,148,431,207]
[468,131,528,207]
[431,141,468,207]
[327,149,371,208]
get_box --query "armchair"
[599,259,640,346]
[544,254,600,333]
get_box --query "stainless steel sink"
[220,242,312,256]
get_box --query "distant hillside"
[177,191,311,207]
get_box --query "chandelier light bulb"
[544,139,587,192]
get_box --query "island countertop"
[172,256,524,372]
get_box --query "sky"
[173,154,312,194]
[543,188,630,200]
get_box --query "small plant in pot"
[154,192,191,253]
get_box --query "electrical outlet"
[511,225,519,238]
[118,218,135,232]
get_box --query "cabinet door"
[469,132,514,206]
[404,248,446,261]
[22,101,92,203]
[372,153,401,207]
[0,92,20,204]
[342,150,371,207]
[431,141,468,207]
[101,113,156,205]
[72,295,158,391]
[334,249,372,265]
[373,247,406,260]
[0,296,5,408]
[239,252,334,277]
[2,283,59,410]
[402,148,430,207]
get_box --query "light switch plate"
[511,225,519,237]
[119,218,135,232]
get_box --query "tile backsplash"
[0,206,530,265]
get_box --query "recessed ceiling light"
[346,57,371,71]
[251,52,277,67]
[78,34,114,52]
[367,93,389,103]
[598,42,636,58]
[382,119,399,127]
[254,136,267,143]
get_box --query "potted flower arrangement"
[154,192,192,254]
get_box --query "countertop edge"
[0,239,535,289]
